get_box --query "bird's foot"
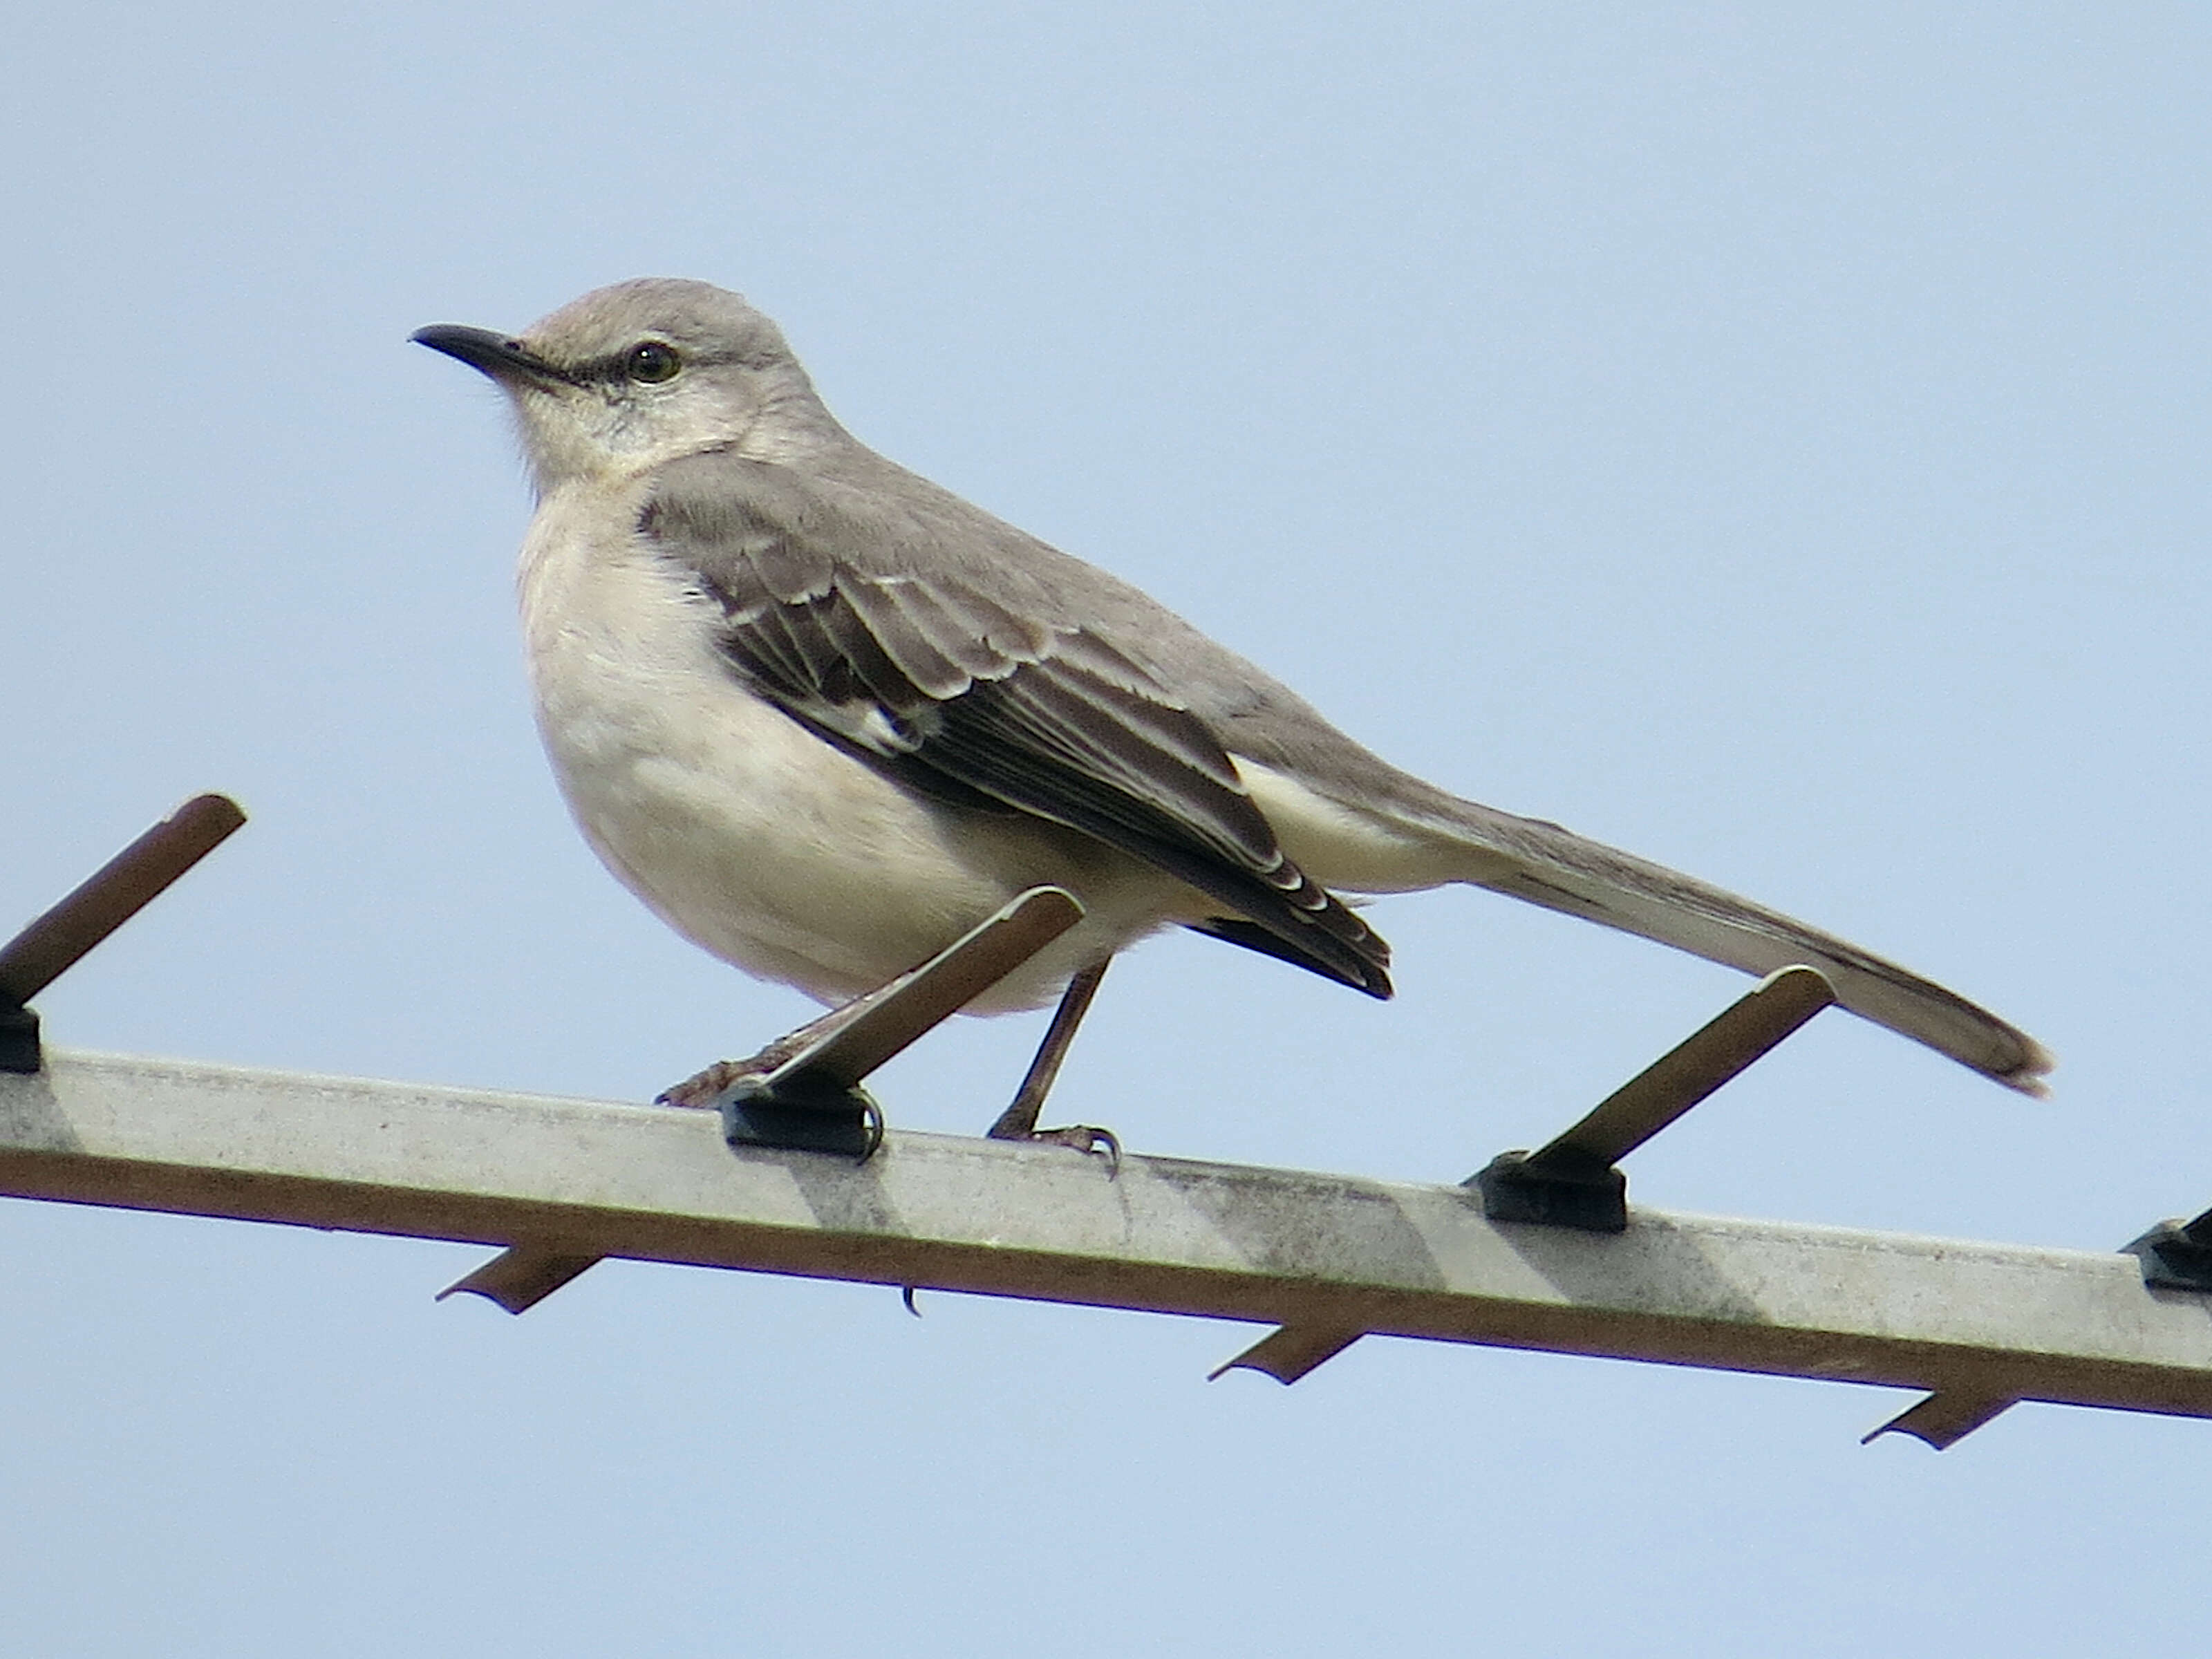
[657,1000,874,1109]
[990,1121,1121,1174]
[656,1031,818,1109]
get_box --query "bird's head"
[412,278,841,494]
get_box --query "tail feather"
[1230,754,2050,1092]
[1449,808,2053,1095]
[1389,791,2043,1092]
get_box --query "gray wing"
[638,452,1392,997]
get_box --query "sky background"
[3,3,2208,1653]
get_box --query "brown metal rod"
[794,885,1083,1089]
[1536,964,1836,1170]
[0,794,246,1004]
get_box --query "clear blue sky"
[4,5,2207,1653]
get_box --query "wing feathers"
[641,469,1391,996]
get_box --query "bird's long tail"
[1426,797,2052,1094]
[1237,753,2048,1091]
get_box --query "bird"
[412,278,2050,1150]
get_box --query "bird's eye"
[626,341,681,383]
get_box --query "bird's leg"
[986,959,1118,1166]
[656,1001,868,1109]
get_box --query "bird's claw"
[657,1060,748,1109]
[1022,1123,1121,1174]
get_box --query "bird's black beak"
[410,324,575,386]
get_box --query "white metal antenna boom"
[4,795,2205,1451]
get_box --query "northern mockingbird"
[413,279,2050,1146]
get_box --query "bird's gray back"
[664,438,1468,819]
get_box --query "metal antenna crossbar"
[17,1048,2212,1450]
[1,795,246,1074]
[440,886,1085,1313]
[1213,965,1837,1387]
[20,804,2212,1452]
[1473,964,1837,1233]
[1868,1200,2212,1449]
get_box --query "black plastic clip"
[713,885,1085,1160]
[1474,1144,1631,1232]
[0,999,38,1076]
[0,794,245,1074]
[1470,964,1836,1233]
[2124,1206,2212,1293]
[721,1072,884,1161]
